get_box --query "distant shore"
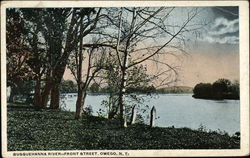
[61,86,194,95]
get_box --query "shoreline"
[7,103,240,150]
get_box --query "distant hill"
[156,86,193,94]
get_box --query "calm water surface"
[60,93,240,135]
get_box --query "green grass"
[7,103,240,151]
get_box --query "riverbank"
[192,94,240,100]
[7,103,240,150]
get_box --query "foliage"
[21,8,47,72]
[228,80,240,98]
[7,8,101,109]
[89,83,100,93]
[8,103,240,150]
[157,86,193,94]
[7,80,34,103]
[84,105,94,116]
[6,9,32,87]
[100,64,157,94]
[100,64,156,119]
[126,65,156,94]
[193,79,239,100]
[59,80,78,93]
[212,79,231,94]
[193,83,213,98]
[11,80,34,96]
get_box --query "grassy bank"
[7,103,240,151]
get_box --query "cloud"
[202,36,239,44]
[198,17,239,44]
[210,18,239,35]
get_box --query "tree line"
[7,7,202,127]
[60,80,192,94]
[193,79,239,100]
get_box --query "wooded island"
[193,79,239,100]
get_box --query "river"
[59,93,240,135]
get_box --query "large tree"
[7,8,100,109]
[68,46,105,119]
[89,7,201,127]
[67,8,103,119]
[39,8,72,108]
[21,8,48,108]
[48,8,102,110]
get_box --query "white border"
[1,1,249,157]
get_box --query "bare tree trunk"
[34,78,42,109]
[47,9,78,110]
[118,68,128,127]
[75,90,87,119]
[130,105,136,125]
[50,83,60,109]
[49,62,67,109]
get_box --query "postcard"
[1,1,249,157]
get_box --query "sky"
[179,6,239,87]
[64,6,240,88]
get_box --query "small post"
[123,106,127,128]
[150,106,156,127]
[130,105,136,125]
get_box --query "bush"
[59,80,77,93]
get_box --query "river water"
[60,93,240,135]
